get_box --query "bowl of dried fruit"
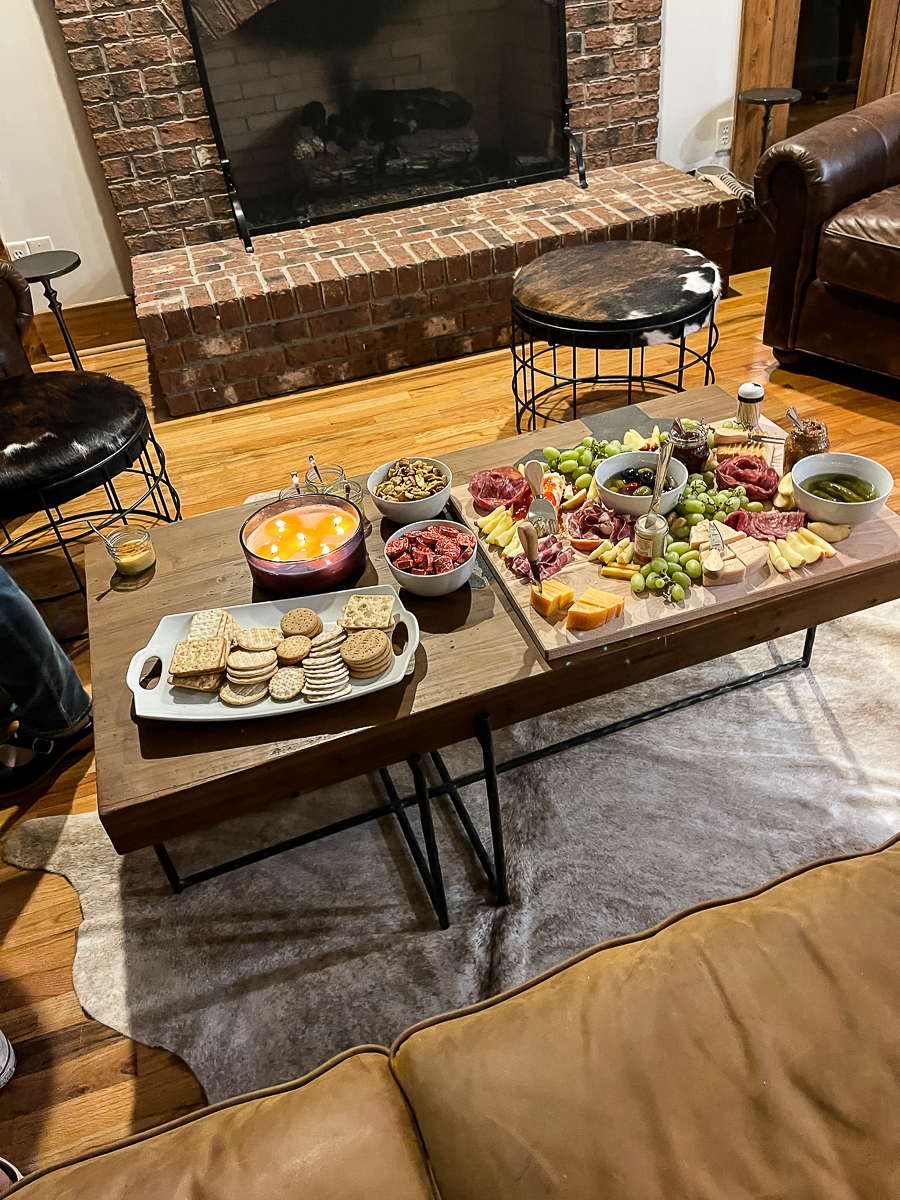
[367,457,452,523]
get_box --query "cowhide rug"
[5,602,900,1103]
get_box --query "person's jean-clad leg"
[0,566,91,737]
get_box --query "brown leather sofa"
[755,91,900,378]
[9,831,900,1198]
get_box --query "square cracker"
[339,595,395,630]
[170,636,228,677]
[168,671,224,692]
[188,609,229,639]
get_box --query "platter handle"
[393,606,420,659]
[125,645,156,697]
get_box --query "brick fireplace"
[49,0,737,415]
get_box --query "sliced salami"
[715,455,779,500]
[725,509,806,539]
[468,466,531,512]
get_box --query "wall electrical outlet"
[716,118,734,152]
[27,236,54,254]
[7,241,29,260]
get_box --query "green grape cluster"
[631,536,701,604]
[542,437,635,493]
[673,472,765,528]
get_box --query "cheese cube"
[702,557,746,586]
[530,578,575,618]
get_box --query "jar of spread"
[782,417,829,475]
[633,511,669,564]
[105,528,156,575]
[667,423,710,475]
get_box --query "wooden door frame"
[732,0,802,183]
[732,0,900,184]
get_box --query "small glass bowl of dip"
[239,494,366,595]
[105,528,156,575]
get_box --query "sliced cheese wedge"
[566,588,624,631]
[690,520,747,549]
[530,578,575,619]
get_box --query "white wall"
[658,0,742,174]
[0,0,132,305]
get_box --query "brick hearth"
[135,162,738,415]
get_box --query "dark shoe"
[0,720,94,798]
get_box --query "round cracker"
[276,635,311,665]
[219,680,269,706]
[349,652,393,678]
[234,627,281,652]
[303,685,352,702]
[226,668,277,685]
[341,629,390,667]
[280,608,322,638]
[268,667,306,701]
[310,626,345,647]
[227,647,276,671]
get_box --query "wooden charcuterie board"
[450,423,900,662]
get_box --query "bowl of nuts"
[367,456,452,523]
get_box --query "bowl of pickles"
[791,452,893,526]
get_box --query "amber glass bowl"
[239,494,366,596]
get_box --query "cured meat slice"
[468,466,531,512]
[725,509,806,538]
[565,501,615,543]
[510,535,575,580]
[715,455,779,500]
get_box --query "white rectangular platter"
[125,584,418,722]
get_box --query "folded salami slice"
[725,509,806,538]
[468,467,531,512]
[715,455,779,500]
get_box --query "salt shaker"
[737,381,764,429]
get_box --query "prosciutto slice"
[510,535,575,580]
[725,509,806,538]
[715,455,779,500]
[565,502,635,547]
[468,466,531,512]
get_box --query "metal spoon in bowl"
[649,438,675,515]
[307,454,325,488]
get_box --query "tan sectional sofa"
[11,832,900,1199]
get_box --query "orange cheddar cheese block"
[565,587,625,631]
[530,578,575,618]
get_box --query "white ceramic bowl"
[791,452,893,526]
[367,457,452,523]
[592,451,688,516]
[384,519,476,597]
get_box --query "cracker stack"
[301,626,350,702]
[280,607,323,639]
[167,635,228,692]
[341,630,393,679]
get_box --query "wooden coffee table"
[86,386,900,926]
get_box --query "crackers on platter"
[167,599,396,707]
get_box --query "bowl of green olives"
[791,452,893,525]
[593,452,688,516]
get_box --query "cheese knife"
[519,521,543,593]
[705,521,726,574]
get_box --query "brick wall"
[49,0,662,256]
[134,164,737,415]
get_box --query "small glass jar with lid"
[667,423,711,476]
[782,418,830,475]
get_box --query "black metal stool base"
[0,425,181,600]
[511,306,719,433]
[151,630,815,925]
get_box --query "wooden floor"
[2,267,899,1177]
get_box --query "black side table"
[16,249,83,370]
[738,86,802,161]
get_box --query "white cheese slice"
[702,557,746,586]
[690,520,747,549]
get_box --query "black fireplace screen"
[182,0,571,247]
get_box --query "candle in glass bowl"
[246,504,359,562]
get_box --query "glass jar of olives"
[668,423,711,476]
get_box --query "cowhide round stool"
[510,241,721,432]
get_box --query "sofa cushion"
[818,184,900,304]
[392,837,900,1200]
[12,1049,437,1200]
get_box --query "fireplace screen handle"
[563,100,588,190]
